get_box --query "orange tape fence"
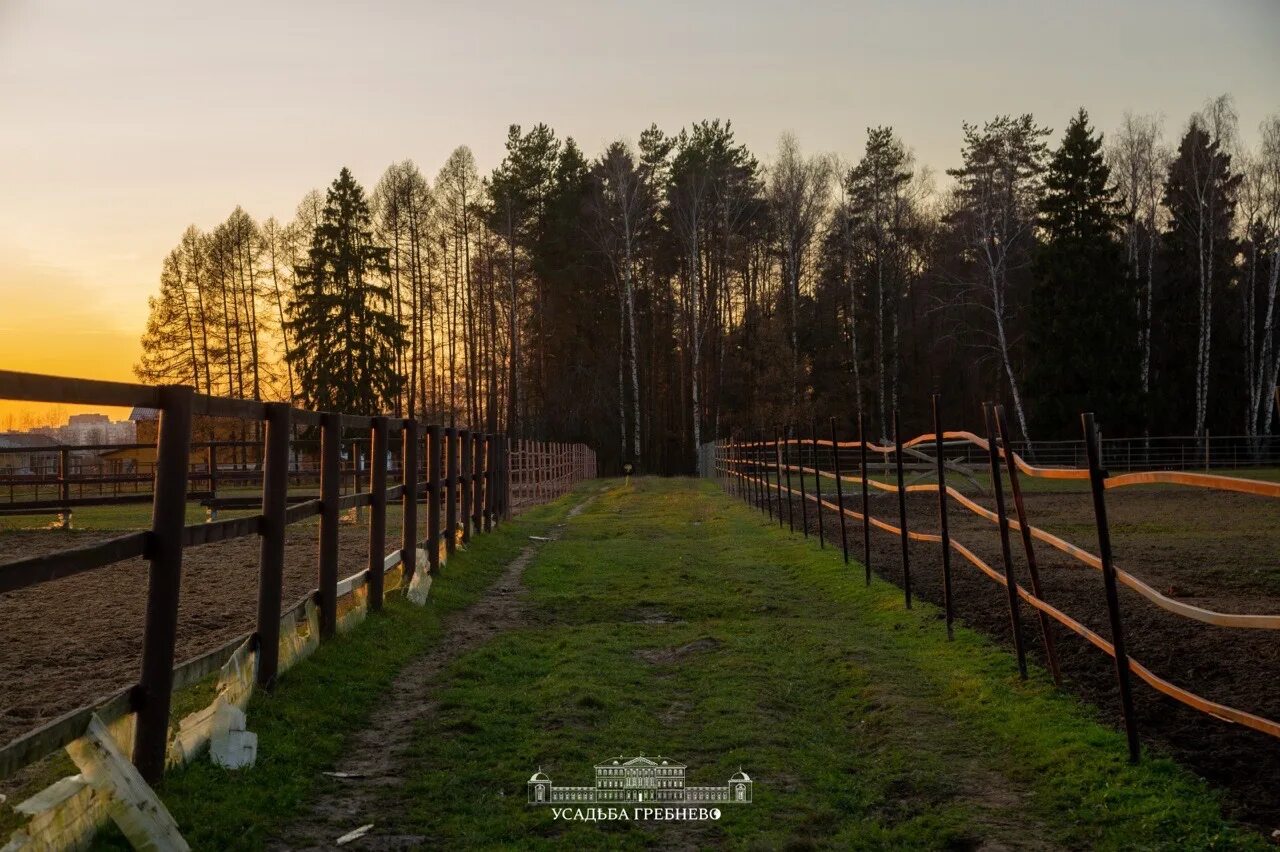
[710,399,1280,761]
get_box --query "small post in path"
[402,419,418,585]
[368,416,389,612]
[781,427,795,532]
[445,426,458,556]
[795,425,809,537]
[256,402,291,689]
[996,404,1061,685]
[931,394,954,640]
[893,410,911,608]
[427,424,443,575]
[460,429,473,544]
[133,384,193,784]
[811,422,824,547]
[858,410,872,586]
[319,413,341,637]
[1083,411,1141,763]
[829,418,849,564]
[984,402,1028,680]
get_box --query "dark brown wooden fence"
[0,369,593,786]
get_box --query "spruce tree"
[287,167,402,414]
[1027,109,1141,438]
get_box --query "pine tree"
[287,167,402,414]
[1027,109,1141,438]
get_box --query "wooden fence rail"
[0,369,594,788]
[708,394,1280,765]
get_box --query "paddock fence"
[707,396,1280,764]
[0,368,594,849]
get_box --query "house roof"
[129,407,160,421]
[0,433,59,449]
[595,755,685,768]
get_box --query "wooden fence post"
[1083,411,1140,763]
[319,413,341,638]
[256,403,291,689]
[402,419,418,585]
[368,416,389,612]
[503,435,513,521]
[58,446,71,528]
[984,402,1028,680]
[460,430,473,544]
[484,433,495,531]
[427,424,442,575]
[811,422,824,547]
[133,384,193,784]
[996,404,1061,685]
[858,410,871,586]
[932,394,954,640]
[445,427,458,555]
[473,432,486,534]
[830,418,849,564]
[893,410,911,609]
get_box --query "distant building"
[28,412,136,447]
[0,433,60,475]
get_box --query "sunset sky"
[0,0,1276,426]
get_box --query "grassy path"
[102,477,1257,850]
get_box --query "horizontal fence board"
[0,531,150,593]
[0,370,160,409]
[181,515,262,547]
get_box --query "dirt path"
[271,494,598,851]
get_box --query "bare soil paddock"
[0,510,407,747]
[784,481,1280,830]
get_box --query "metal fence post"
[256,402,291,689]
[1083,411,1141,763]
[931,394,954,640]
[858,411,871,586]
[783,427,796,533]
[319,413,341,637]
[811,423,825,547]
[133,384,193,784]
[996,404,1061,685]
[427,424,443,575]
[795,425,809,537]
[984,402,1028,680]
[893,410,911,608]
[402,419,418,585]
[760,430,774,522]
[830,418,849,564]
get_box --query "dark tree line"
[137,95,1280,472]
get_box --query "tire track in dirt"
[271,492,599,851]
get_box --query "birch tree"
[946,114,1050,442]
[1108,113,1167,426]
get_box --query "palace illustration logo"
[528,754,752,820]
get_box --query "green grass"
[85,477,1259,850]
[81,488,600,850]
